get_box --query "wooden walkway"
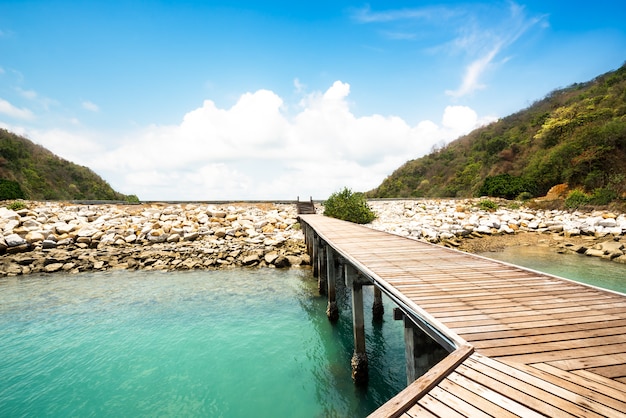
[298,214,626,418]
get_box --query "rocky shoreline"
[366,199,626,264]
[1,199,625,277]
[0,202,309,276]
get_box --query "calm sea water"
[0,269,406,418]
[479,246,626,294]
[3,248,623,417]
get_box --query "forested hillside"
[0,129,131,201]
[368,63,626,203]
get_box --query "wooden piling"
[326,246,338,322]
[311,233,319,278]
[372,287,384,321]
[346,264,368,385]
[317,240,327,295]
[403,316,447,384]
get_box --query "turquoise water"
[0,269,406,418]
[5,248,620,418]
[479,246,626,294]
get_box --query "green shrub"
[6,200,26,211]
[477,199,498,211]
[0,179,25,200]
[323,187,376,224]
[590,187,618,205]
[478,174,536,199]
[507,202,521,210]
[125,194,140,203]
[565,190,591,209]
[516,191,533,201]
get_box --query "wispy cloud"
[446,46,501,97]
[82,101,100,112]
[351,5,453,24]
[0,98,34,119]
[381,31,417,41]
[14,87,58,110]
[17,88,37,100]
[446,2,548,97]
[353,2,548,98]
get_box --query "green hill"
[0,129,133,201]
[368,63,626,204]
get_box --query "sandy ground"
[454,231,601,254]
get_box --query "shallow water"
[4,246,621,417]
[0,269,406,418]
[479,246,626,294]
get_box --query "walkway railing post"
[326,246,338,322]
[346,263,368,385]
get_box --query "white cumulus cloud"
[24,82,493,201]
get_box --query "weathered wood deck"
[298,214,626,418]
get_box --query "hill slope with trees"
[368,63,626,204]
[0,129,132,201]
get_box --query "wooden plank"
[429,302,610,319]
[471,325,626,350]
[544,352,626,371]
[453,314,621,336]
[428,386,493,417]
[587,364,626,379]
[512,362,626,412]
[468,355,626,418]
[463,319,626,343]
[445,368,547,417]
[571,369,626,394]
[456,362,607,418]
[417,394,467,418]
[401,404,438,418]
[369,345,474,418]
[437,376,520,418]
[479,334,626,358]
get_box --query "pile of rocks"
[366,199,626,263]
[3,198,625,277]
[0,202,309,276]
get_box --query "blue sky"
[1,0,625,200]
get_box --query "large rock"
[0,208,20,220]
[25,231,45,243]
[585,248,605,257]
[242,254,260,266]
[5,233,26,247]
[273,255,291,268]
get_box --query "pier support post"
[317,241,327,295]
[346,264,368,385]
[312,234,319,278]
[402,316,448,384]
[326,246,338,322]
[372,287,384,321]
